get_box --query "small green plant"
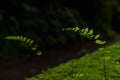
[5,35,42,55]
[63,27,106,45]
[64,8,106,45]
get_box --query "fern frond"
[63,27,106,45]
[5,35,39,51]
[5,35,42,55]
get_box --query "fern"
[64,8,106,45]
[5,35,42,55]
[63,27,106,45]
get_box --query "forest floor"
[0,34,120,80]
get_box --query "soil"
[0,35,120,80]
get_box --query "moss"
[25,42,120,80]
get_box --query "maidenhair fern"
[63,27,106,45]
[5,36,42,55]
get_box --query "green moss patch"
[25,42,120,80]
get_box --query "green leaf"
[26,38,31,43]
[83,28,88,35]
[81,29,84,32]
[36,51,42,56]
[90,35,94,38]
[74,27,80,32]
[23,37,27,41]
[95,40,106,44]
[29,40,34,44]
[20,36,23,40]
[32,47,37,50]
[88,29,93,35]
[94,34,100,39]
[85,27,88,32]
[14,36,17,39]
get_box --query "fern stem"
[65,8,78,27]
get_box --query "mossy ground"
[25,42,120,80]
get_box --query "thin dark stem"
[65,8,78,27]
[103,53,107,80]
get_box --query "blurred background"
[0,0,120,80]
